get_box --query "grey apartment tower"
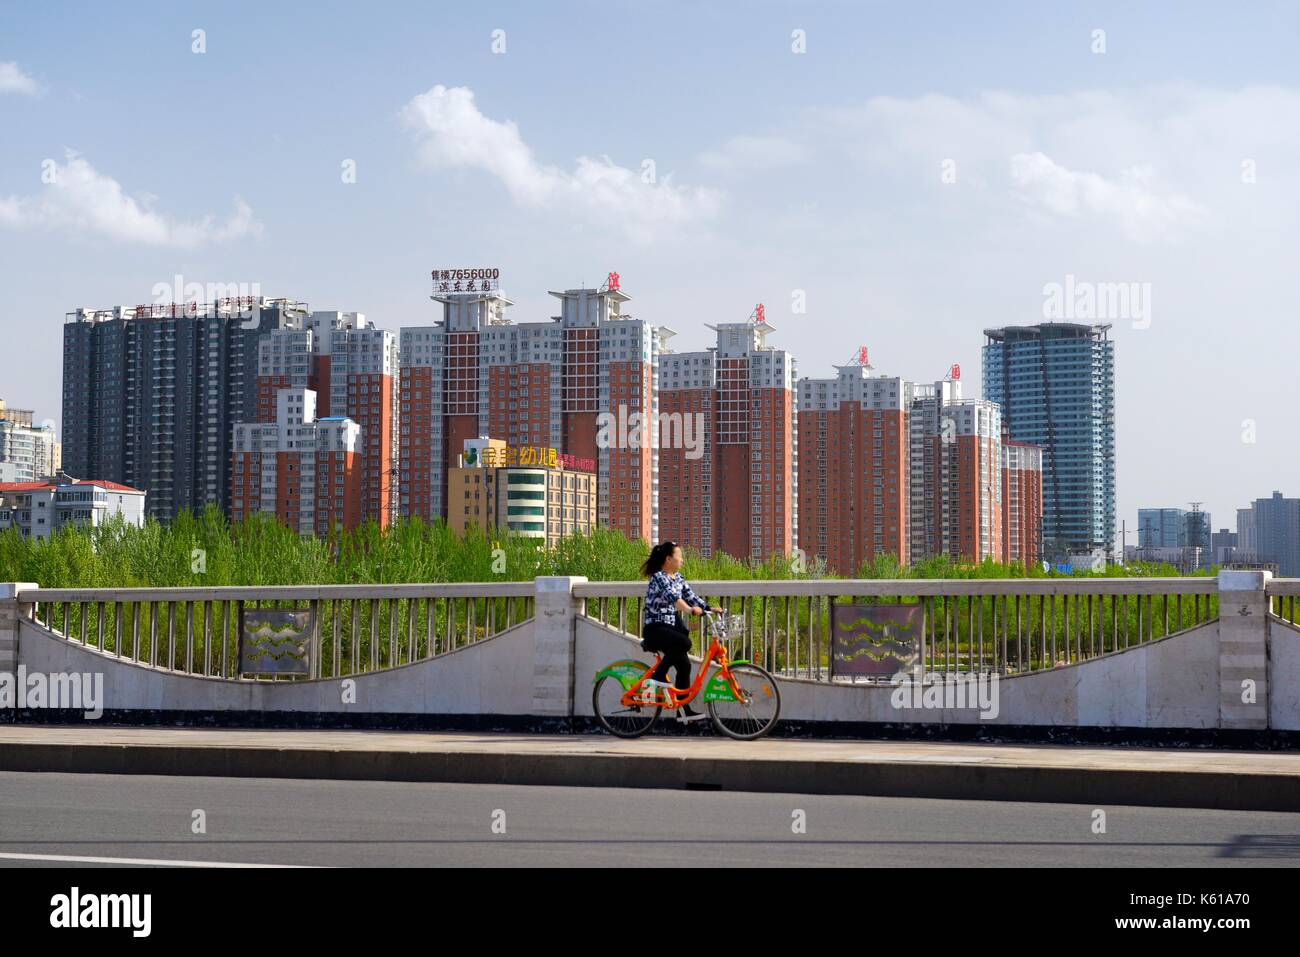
[982,322,1115,562]
[62,298,306,521]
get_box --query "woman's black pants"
[641,622,693,691]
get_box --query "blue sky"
[3,1,1300,539]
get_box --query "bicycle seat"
[639,639,652,652]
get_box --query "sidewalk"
[1,725,1298,811]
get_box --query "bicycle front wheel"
[593,675,661,738]
[707,663,781,740]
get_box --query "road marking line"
[0,851,319,868]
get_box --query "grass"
[0,503,1208,588]
[3,507,1221,677]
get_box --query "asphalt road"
[1,771,1298,867]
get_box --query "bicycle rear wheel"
[593,675,661,738]
[707,663,781,740]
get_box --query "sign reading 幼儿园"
[475,445,596,472]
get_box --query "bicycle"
[592,610,782,740]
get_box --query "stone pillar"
[1218,570,1270,730]
[532,577,586,717]
[0,583,38,683]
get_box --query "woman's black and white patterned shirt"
[643,571,705,628]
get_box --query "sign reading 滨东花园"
[432,268,501,295]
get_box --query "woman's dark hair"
[641,541,679,577]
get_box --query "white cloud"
[0,62,38,95]
[400,84,721,240]
[699,135,809,171]
[0,152,263,247]
[811,86,1300,242]
[1009,151,1203,242]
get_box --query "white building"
[0,400,61,482]
[0,477,146,541]
[231,388,364,536]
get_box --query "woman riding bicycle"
[640,541,720,722]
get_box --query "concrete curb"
[3,740,1299,812]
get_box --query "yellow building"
[448,437,596,546]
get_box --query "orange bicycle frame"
[620,631,744,709]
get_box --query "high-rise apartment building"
[657,340,715,555]
[660,315,796,560]
[1209,528,1238,566]
[62,298,305,522]
[909,375,1004,563]
[1002,440,1043,564]
[982,322,1115,561]
[231,388,363,536]
[400,272,664,543]
[256,311,399,526]
[0,400,60,482]
[1237,507,1258,561]
[1239,491,1300,576]
[1138,508,1187,548]
[1137,507,1212,550]
[796,357,906,574]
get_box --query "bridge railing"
[17,584,535,681]
[1266,578,1300,626]
[16,577,1231,684]
[574,578,1220,680]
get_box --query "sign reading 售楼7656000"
[432,268,500,294]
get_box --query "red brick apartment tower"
[400,275,662,543]
[797,357,909,575]
[657,342,716,555]
[661,315,794,561]
[314,314,398,529]
[256,326,312,423]
[231,388,363,535]
[909,374,1003,563]
[562,324,599,465]
[399,285,513,523]
[257,312,398,528]
[1002,439,1043,564]
[549,280,660,544]
[398,359,435,520]
[481,316,565,495]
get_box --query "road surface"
[2,771,1298,867]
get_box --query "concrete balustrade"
[0,582,37,685]
[2,573,1297,737]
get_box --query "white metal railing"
[18,583,535,681]
[1266,578,1300,625]
[576,578,1220,680]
